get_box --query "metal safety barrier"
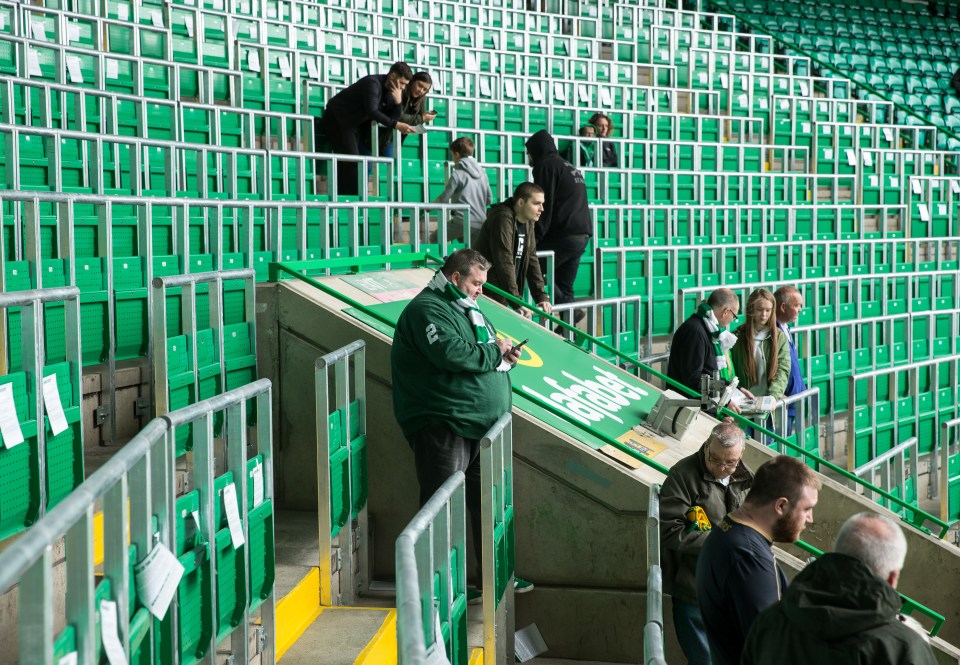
[644,483,667,665]
[396,471,467,665]
[316,340,370,606]
[0,378,276,664]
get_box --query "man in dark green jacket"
[660,423,753,665]
[742,512,936,665]
[392,249,522,582]
[473,182,552,318]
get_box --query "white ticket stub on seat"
[42,374,69,436]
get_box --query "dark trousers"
[408,422,483,579]
[537,232,590,305]
[316,115,360,196]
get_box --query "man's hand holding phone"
[496,338,527,364]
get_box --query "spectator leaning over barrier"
[695,455,821,665]
[377,71,437,157]
[660,423,754,665]
[473,182,553,319]
[390,248,533,600]
[667,288,751,414]
[525,129,593,320]
[588,112,619,167]
[432,137,493,243]
[774,286,807,435]
[315,61,414,196]
[742,512,936,665]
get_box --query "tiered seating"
[712,0,960,148]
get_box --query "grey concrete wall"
[267,280,960,655]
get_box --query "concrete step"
[278,608,390,665]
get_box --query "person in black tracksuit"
[315,61,413,196]
[525,130,593,311]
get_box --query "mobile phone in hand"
[512,338,529,351]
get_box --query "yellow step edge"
[353,608,397,665]
[469,647,484,665]
[276,567,324,660]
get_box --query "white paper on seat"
[58,653,78,665]
[30,20,47,42]
[736,94,748,109]
[659,48,669,63]
[106,58,120,80]
[600,86,612,107]
[823,149,833,161]
[918,205,931,222]
[247,49,260,73]
[99,600,128,665]
[42,373,69,437]
[697,72,708,86]
[266,5,277,18]
[951,180,960,195]
[0,14,6,30]
[800,122,811,135]
[553,82,565,102]
[67,23,81,43]
[183,15,194,38]
[222,482,245,549]
[251,461,264,508]
[134,542,184,620]
[530,81,543,102]
[66,56,84,83]
[679,50,689,63]
[577,83,589,103]
[940,204,948,216]
[779,99,789,111]
[150,10,163,28]
[278,55,291,79]
[798,81,809,96]
[845,149,857,167]
[718,73,728,88]
[504,78,517,99]
[0,383,24,449]
[883,127,894,143]
[890,176,899,188]
[757,76,768,89]
[758,98,768,110]
[862,152,873,167]
[305,57,319,80]
[27,48,42,77]
[117,4,129,21]
[869,175,879,187]
[478,77,491,97]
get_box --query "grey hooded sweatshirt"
[432,156,493,232]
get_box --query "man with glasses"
[668,288,746,414]
[660,423,754,665]
[696,455,821,665]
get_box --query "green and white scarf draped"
[428,271,512,372]
[696,301,737,382]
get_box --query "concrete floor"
[278,608,390,665]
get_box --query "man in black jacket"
[667,288,746,413]
[316,61,414,196]
[742,512,936,665]
[525,130,592,315]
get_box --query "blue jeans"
[672,598,712,665]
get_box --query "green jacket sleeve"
[404,298,503,373]
[767,331,792,400]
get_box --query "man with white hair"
[741,512,936,664]
[660,423,753,665]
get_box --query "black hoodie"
[525,130,592,244]
[742,553,936,665]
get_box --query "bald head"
[707,288,739,310]
[774,286,803,325]
[834,512,907,587]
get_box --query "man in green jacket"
[391,249,523,591]
[473,182,553,319]
[660,423,753,665]
[742,512,936,665]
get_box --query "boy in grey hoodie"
[432,137,493,243]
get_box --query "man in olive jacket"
[660,423,753,665]
[473,182,552,318]
[742,512,936,665]
[392,249,521,577]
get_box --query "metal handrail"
[644,484,667,665]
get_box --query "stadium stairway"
[246,254,960,663]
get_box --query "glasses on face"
[724,308,740,322]
[707,449,741,470]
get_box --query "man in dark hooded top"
[525,130,593,318]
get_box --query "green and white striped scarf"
[428,270,495,343]
[696,301,737,382]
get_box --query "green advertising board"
[346,297,664,457]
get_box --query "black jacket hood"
[781,553,901,640]
[526,130,558,163]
